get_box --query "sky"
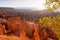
[0,0,46,10]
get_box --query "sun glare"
[0,0,46,10]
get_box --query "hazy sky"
[0,0,46,10]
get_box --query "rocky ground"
[0,35,20,40]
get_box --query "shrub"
[38,15,60,40]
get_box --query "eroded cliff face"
[0,7,59,40]
[0,16,58,40]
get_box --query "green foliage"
[46,0,60,11]
[38,15,60,40]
